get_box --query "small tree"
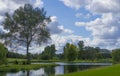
[41,44,56,60]
[0,43,8,65]
[1,4,51,64]
[64,43,77,61]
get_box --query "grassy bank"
[59,64,120,76]
[0,64,58,72]
[7,58,112,63]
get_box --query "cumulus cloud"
[59,0,88,10]
[48,16,74,34]
[61,0,120,49]
[86,0,120,14]
[75,13,92,20]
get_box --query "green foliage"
[112,49,120,64]
[7,51,26,59]
[41,44,56,60]
[77,41,111,61]
[77,41,84,59]
[0,43,8,65]
[78,41,84,51]
[2,4,51,64]
[64,43,77,61]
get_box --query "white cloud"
[76,13,120,39]
[33,0,43,8]
[51,16,58,22]
[48,16,74,34]
[75,13,83,18]
[75,13,120,50]
[0,0,43,16]
[75,13,92,19]
[59,0,87,10]
[86,0,120,14]
[58,25,74,34]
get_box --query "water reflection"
[0,63,112,76]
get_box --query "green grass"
[74,59,112,63]
[7,58,112,63]
[59,64,120,76]
[0,64,58,72]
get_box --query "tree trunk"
[26,44,30,64]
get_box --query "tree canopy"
[112,49,120,64]
[41,44,56,60]
[64,43,77,61]
[1,4,51,64]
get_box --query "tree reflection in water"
[0,63,109,76]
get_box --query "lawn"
[59,64,120,76]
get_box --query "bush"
[22,61,27,65]
[0,43,8,65]
[14,60,19,64]
[10,68,19,72]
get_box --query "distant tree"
[0,43,8,65]
[41,44,56,60]
[41,46,49,60]
[112,49,120,64]
[64,43,77,61]
[56,53,64,60]
[7,51,25,59]
[63,43,70,60]
[84,46,98,60]
[1,4,50,64]
[50,44,56,59]
[78,41,84,51]
[77,41,84,59]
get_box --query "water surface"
[0,62,112,76]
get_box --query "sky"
[0,0,120,54]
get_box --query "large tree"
[1,4,51,64]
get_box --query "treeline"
[39,41,112,61]
[60,41,111,61]
[7,51,26,59]
[1,41,120,64]
[5,41,112,61]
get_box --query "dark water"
[0,62,112,76]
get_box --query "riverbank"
[59,64,120,76]
[0,64,58,72]
[7,58,112,63]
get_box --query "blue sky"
[0,0,120,53]
[44,0,91,37]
